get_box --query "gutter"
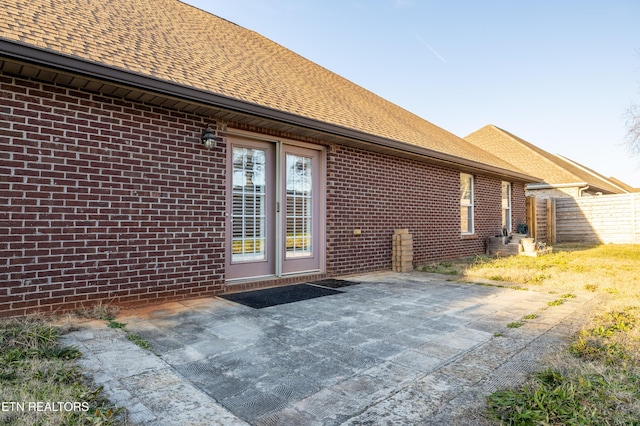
[1,39,536,182]
[526,182,589,190]
[526,182,591,196]
[578,185,590,197]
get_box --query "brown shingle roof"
[464,125,627,194]
[0,0,528,177]
[607,177,640,193]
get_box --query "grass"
[77,303,154,353]
[569,307,640,365]
[126,333,154,351]
[105,320,153,353]
[420,256,484,276]
[420,261,461,275]
[0,316,128,425]
[418,243,640,424]
[464,243,640,296]
[487,367,640,424]
[74,301,120,322]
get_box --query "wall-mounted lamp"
[200,125,216,149]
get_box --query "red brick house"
[0,0,535,316]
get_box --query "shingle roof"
[464,125,627,194]
[607,177,640,193]
[0,0,527,177]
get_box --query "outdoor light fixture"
[200,125,216,149]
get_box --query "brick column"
[392,229,414,272]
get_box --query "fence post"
[526,197,535,238]
[634,193,638,244]
[547,198,556,245]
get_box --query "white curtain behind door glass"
[232,147,266,261]
[286,154,312,258]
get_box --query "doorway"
[225,134,325,281]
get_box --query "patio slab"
[61,271,602,425]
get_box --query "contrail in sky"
[413,33,447,63]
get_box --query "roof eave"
[1,39,536,182]
[526,181,621,194]
[526,182,589,190]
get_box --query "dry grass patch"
[464,244,640,297]
[419,243,640,424]
[0,316,128,425]
[488,305,640,424]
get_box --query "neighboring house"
[464,125,630,199]
[608,177,640,193]
[0,0,535,316]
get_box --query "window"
[501,181,512,233]
[460,173,474,234]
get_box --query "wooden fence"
[552,193,640,244]
[526,197,555,244]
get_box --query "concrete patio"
[61,271,601,425]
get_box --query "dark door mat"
[308,279,360,289]
[220,284,344,309]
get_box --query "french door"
[226,135,324,281]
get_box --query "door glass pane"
[286,154,312,258]
[232,147,266,262]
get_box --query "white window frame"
[460,173,474,235]
[501,181,512,233]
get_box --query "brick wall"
[512,181,527,230]
[1,72,528,317]
[325,144,521,275]
[0,74,226,317]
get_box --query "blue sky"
[183,0,640,187]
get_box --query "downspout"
[578,185,590,198]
